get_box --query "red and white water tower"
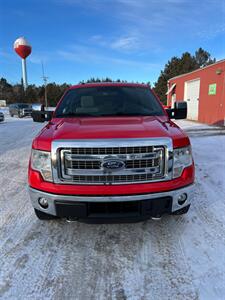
[14,37,32,90]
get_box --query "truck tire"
[172,204,190,215]
[34,209,58,220]
[10,114,13,117]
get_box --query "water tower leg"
[22,58,28,91]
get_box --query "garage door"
[184,79,200,121]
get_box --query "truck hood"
[33,116,189,151]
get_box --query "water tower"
[14,37,32,91]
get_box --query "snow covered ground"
[0,116,225,300]
[175,119,225,137]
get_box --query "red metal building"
[167,59,225,126]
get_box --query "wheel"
[18,112,22,118]
[10,114,13,117]
[34,209,58,220]
[172,204,190,215]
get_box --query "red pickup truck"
[29,83,194,222]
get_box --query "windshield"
[18,104,30,108]
[55,86,164,118]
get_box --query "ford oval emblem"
[102,159,125,171]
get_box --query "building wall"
[0,100,6,107]
[167,60,225,125]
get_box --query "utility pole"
[41,62,48,108]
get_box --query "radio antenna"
[41,61,48,108]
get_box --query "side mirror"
[166,101,187,120]
[31,110,53,123]
[174,101,187,119]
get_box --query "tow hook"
[66,217,78,223]
[151,215,162,221]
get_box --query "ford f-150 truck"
[29,83,194,222]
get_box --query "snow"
[0,117,225,299]
[175,119,218,130]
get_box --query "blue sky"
[0,0,224,86]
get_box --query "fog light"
[177,193,187,205]
[38,197,48,209]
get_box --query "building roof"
[168,59,225,82]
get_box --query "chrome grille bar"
[65,166,160,176]
[70,145,155,155]
[64,152,160,161]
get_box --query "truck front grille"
[52,140,171,185]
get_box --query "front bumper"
[22,112,32,116]
[29,184,194,221]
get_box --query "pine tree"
[154,49,216,103]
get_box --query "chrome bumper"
[29,184,194,217]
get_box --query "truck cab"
[29,83,194,222]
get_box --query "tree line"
[0,78,129,107]
[0,48,215,106]
[0,79,70,107]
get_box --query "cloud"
[89,29,163,54]
[29,51,53,64]
[90,35,107,47]
[57,45,159,70]
[196,24,225,40]
[110,36,139,51]
[29,56,42,64]
[0,49,17,63]
[55,0,224,56]
[90,34,141,52]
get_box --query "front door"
[185,79,200,121]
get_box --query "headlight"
[31,149,53,182]
[173,146,193,178]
